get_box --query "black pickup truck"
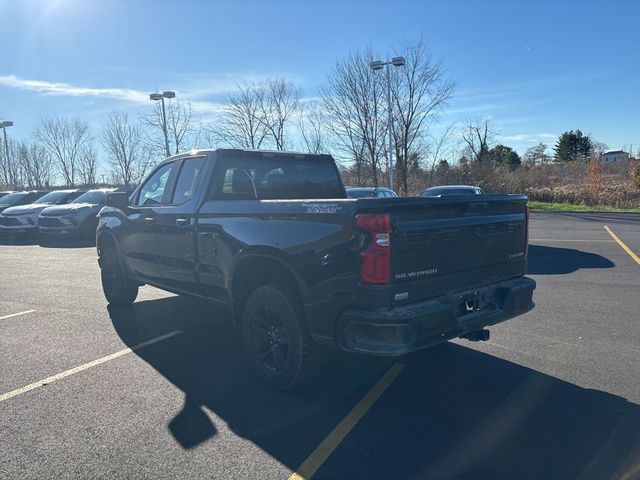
[97,149,535,389]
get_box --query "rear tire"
[100,247,138,306]
[242,283,322,390]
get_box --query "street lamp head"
[162,91,176,99]
[149,93,163,101]
[369,60,385,71]
[1,121,13,128]
[391,56,406,67]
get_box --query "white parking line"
[0,330,182,404]
[0,310,37,321]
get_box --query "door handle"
[175,217,189,227]
[199,232,217,239]
[143,216,157,224]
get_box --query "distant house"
[601,150,629,163]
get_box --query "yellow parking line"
[0,330,182,404]
[288,363,405,480]
[529,238,614,243]
[0,310,36,321]
[604,226,640,266]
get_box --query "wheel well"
[231,256,303,325]
[96,233,116,257]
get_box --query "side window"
[172,157,205,204]
[136,162,176,206]
[220,168,258,199]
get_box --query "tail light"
[356,213,391,284]
[524,205,530,257]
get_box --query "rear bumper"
[337,276,536,355]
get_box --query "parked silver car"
[0,189,86,237]
[39,188,134,241]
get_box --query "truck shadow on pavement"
[108,296,640,480]
[527,244,614,275]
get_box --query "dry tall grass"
[341,159,640,208]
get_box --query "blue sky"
[1,0,639,156]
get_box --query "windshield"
[0,192,29,206]
[34,191,76,204]
[72,190,107,204]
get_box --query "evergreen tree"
[554,130,593,162]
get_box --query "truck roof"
[163,148,335,163]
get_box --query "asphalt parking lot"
[1,212,640,480]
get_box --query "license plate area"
[455,288,498,317]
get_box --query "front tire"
[242,283,322,390]
[100,247,138,306]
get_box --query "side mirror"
[105,192,130,208]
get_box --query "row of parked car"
[0,188,134,242]
[345,184,484,198]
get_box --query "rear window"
[214,158,344,200]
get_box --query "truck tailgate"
[390,195,528,301]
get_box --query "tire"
[242,283,323,390]
[100,246,138,306]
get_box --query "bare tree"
[35,117,92,187]
[591,141,608,159]
[322,49,387,186]
[259,78,300,150]
[166,101,194,154]
[390,40,455,195]
[426,123,457,185]
[16,141,54,188]
[0,138,22,189]
[142,100,195,157]
[103,110,147,186]
[523,143,551,165]
[298,101,326,154]
[214,83,269,149]
[461,116,496,165]
[215,78,299,151]
[77,145,99,187]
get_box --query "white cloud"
[0,74,149,103]
[0,74,225,113]
[444,103,510,115]
[497,133,557,143]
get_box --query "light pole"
[1,121,13,184]
[149,91,175,157]
[370,57,405,191]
